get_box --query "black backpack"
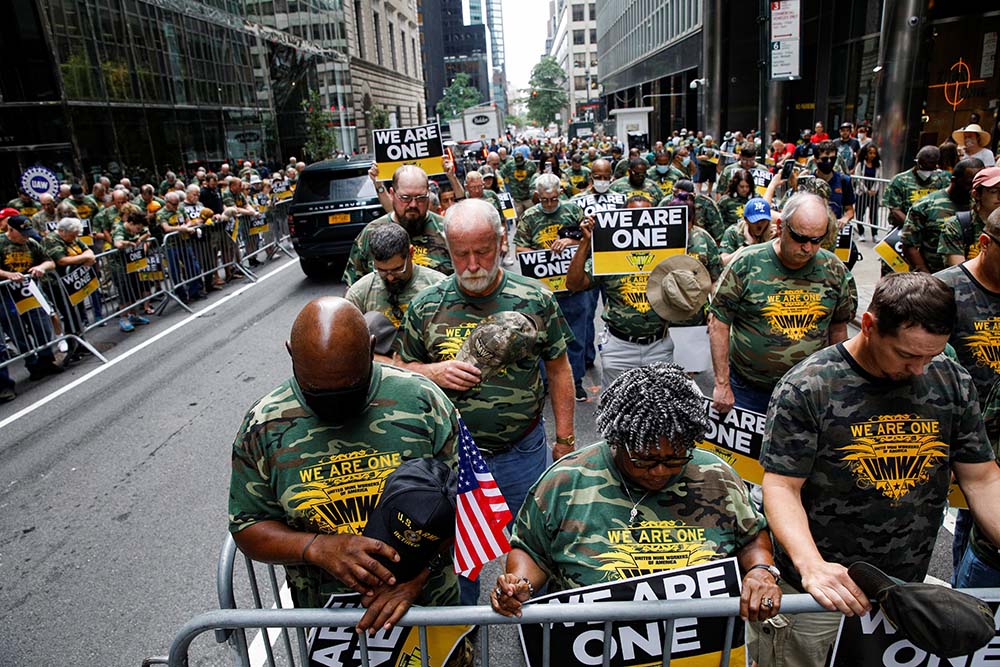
[957,211,975,257]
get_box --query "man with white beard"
[397,197,576,604]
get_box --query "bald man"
[229,297,462,632]
[344,165,453,285]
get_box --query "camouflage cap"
[797,175,831,200]
[455,311,539,382]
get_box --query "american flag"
[454,417,512,580]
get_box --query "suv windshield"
[295,170,377,204]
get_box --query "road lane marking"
[248,582,294,667]
[0,259,299,432]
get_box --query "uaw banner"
[875,228,909,273]
[696,398,766,485]
[751,168,773,196]
[60,265,99,306]
[831,596,1000,666]
[519,558,747,667]
[571,191,627,216]
[6,277,53,315]
[372,123,445,176]
[308,593,472,667]
[497,190,517,221]
[590,206,688,276]
[518,246,578,293]
[124,246,148,273]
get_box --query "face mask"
[300,367,372,426]
[655,165,669,174]
[681,157,691,167]
[592,179,611,193]
[916,169,933,181]
[858,133,867,141]
[816,159,834,174]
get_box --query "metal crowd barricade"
[144,534,836,667]
[235,202,295,270]
[83,239,190,329]
[0,274,107,371]
[162,224,255,306]
[851,175,893,238]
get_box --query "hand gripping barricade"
[144,534,839,667]
[0,274,107,373]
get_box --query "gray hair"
[57,217,84,235]
[443,198,503,244]
[534,173,562,194]
[56,201,78,218]
[596,363,708,456]
[186,184,200,195]
[369,222,411,262]
[165,171,177,180]
[781,192,828,229]
[164,191,181,204]
[465,170,483,184]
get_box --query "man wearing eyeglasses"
[344,165,452,285]
[515,174,592,402]
[345,223,444,355]
[708,193,854,414]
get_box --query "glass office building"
[0,0,355,186]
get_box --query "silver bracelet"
[520,577,535,598]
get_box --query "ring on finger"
[494,587,503,597]
[762,597,774,609]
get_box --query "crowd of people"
[0,158,305,403]
[227,115,1000,666]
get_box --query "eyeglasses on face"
[375,255,410,277]
[396,193,429,204]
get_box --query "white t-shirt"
[967,146,996,167]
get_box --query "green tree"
[435,73,482,119]
[527,56,569,126]
[301,90,338,162]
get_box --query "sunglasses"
[785,221,825,245]
[396,193,430,204]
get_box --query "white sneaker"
[57,340,69,353]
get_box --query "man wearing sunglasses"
[708,193,855,414]
[229,297,462,633]
[345,223,445,356]
[344,165,453,285]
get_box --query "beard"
[456,262,500,293]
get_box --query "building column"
[872,0,927,176]
[701,0,722,139]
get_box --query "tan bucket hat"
[952,123,991,147]
[646,255,712,321]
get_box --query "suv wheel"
[299,257,327,279]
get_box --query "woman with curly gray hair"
[491,363,782,628]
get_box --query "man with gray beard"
[397,198,576,604]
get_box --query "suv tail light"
[287,214,295,235]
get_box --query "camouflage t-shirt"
[901,189,965,273]
[65,195,101,221]
[563,167,591,197]
[0,235,48,273]
[345,264,446,330]
[695,194,726,242]
[7,197,40,217]
[476,189,504,218]
[344,213,452,285]
[717,195,749,231]
[93,206,122,237]
[935,264,1000,418]
[31,210,58,235]
[608,177,663,204]
[511,443,766,591]
[501,160,538,200]
[881,170,950,219]
[42,231,89,272]
[707,242,854,390]
[514,201,584,250]
[716,162,766,196]
[584,260,665,338]
[397,271,572,450]
[688,225,722,283]
[719,222,771,256]
[760,344,993,586]
[937,211,984,260]
[649,165,687,196]
[228,364,460,609]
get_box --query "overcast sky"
[501,0,549,92]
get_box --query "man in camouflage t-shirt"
[229,298,461,625]
[755,272,1000,667]
[708,193,853,415]
[501,152,537,216]
[562,154,591,197]
[398,199,575,606]
[515,174,591,397]
[609,157,664,204]
[881,145,951,230]
[902,158,983,273]
[344,165,452,284]
[938,166,1000,266]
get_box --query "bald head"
[288,297,372,391]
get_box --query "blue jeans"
[955,542,1000,588]
[952,509,973,584]
[556,290,591,383]
[729,369,774,415]
[459,418,548,605]
[166,245,202,298]
[584,289,599,368]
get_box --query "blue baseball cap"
[744,198,771,223]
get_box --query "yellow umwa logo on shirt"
[761,289,827,340]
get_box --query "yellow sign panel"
[875,228,908,273]
[373,123,446,176]
[590,206,689,276]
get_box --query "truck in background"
[446,103,504,143]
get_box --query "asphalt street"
[0,247,957,667]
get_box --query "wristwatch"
[748,563,781,583]
[555,434,576,447]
